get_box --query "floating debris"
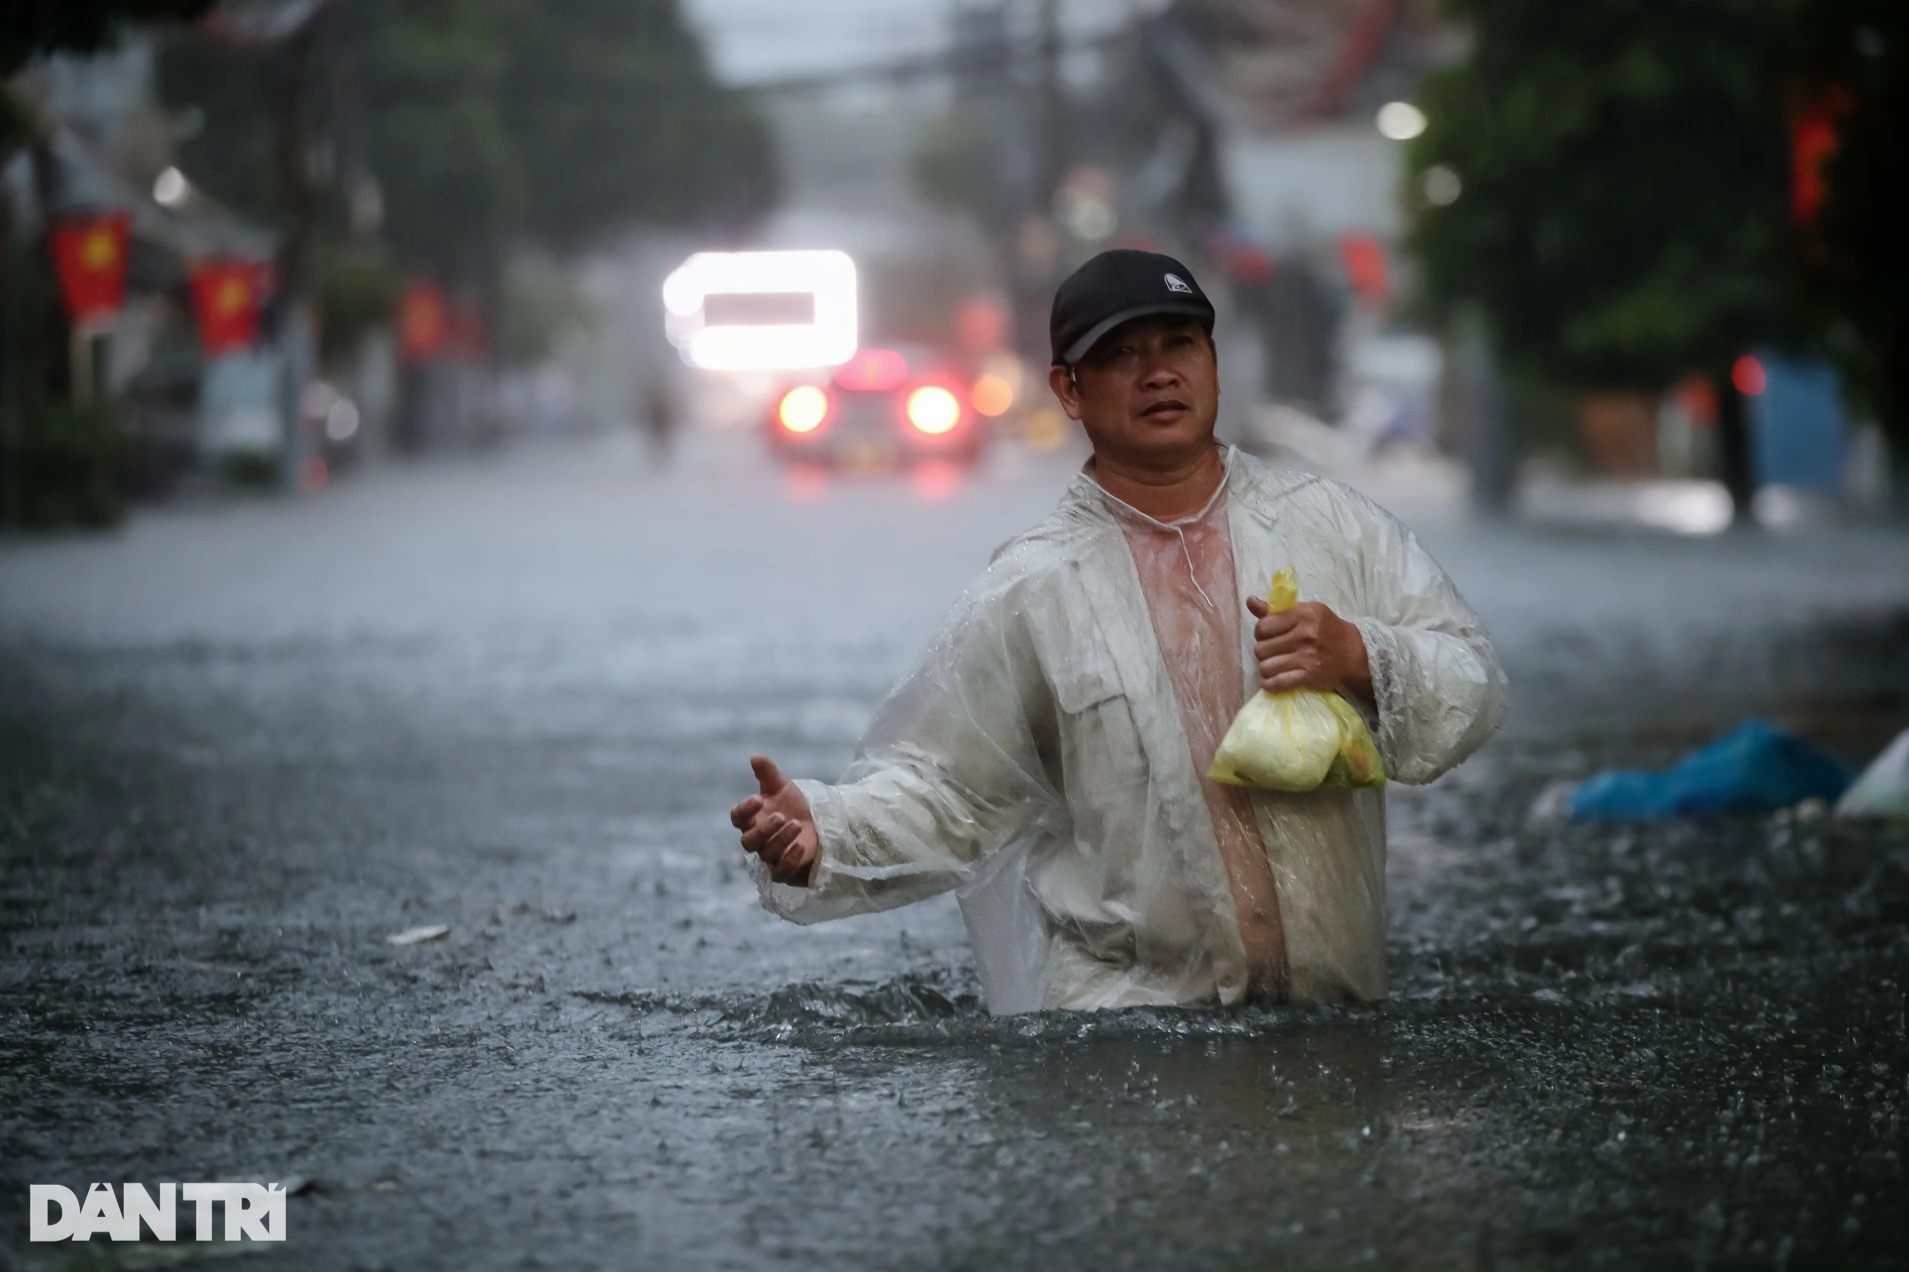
[385,924,449,946]
[1837,726,1909,820]
[1566,721,1850,821]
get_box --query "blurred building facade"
[2,20,394,514]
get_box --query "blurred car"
[765,346,987,469]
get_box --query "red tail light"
[778,385,831,433]
[835,348,908,392]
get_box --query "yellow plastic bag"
[1207,568,1387,792]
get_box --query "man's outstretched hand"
[729,755,819,886]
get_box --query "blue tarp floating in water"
[1570,720,1852,821]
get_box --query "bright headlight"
[778,385,830,433]
[906,386,960,435]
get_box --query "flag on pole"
[49,213,132,326]
[189,258,263,355]
[1791,86,1851,229]
[398,279,447,364]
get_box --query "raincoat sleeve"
[1332,487,1508,785]
[750,557,1064,924]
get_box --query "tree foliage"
[159,0,777,279]
[1,0,215,78]
[910,110,1009,233]
[1404,0,1800,390]
[495,0,776,252]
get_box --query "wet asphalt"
[1,436,1906,1271]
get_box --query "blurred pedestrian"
[642,378,676,465]
[730,250,1507,1012]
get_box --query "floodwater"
[1,437,1905,1270]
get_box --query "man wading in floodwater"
[729,249,1508,1012]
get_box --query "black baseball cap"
[1049,249,1216,365]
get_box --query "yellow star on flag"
[80,228,121,271]
[215,276,248,315]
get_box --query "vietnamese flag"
[398,279,447,364]
[50,213,131,325]
[1338,232,1390,310]
[1791,86,1852,228]
[189,258,262,355]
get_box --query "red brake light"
[835,348,908,392]
[778,385,830,433]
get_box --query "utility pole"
[0,171,17,528]
[1458,309,1516,518]
[1035,0,1064,212]
[267,1,329,493]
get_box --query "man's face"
[1048,316,1219,468]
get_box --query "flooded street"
[2,439,1906,1270]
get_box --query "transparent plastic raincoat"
[751,449,1507,1013]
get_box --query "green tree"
[352,0,527,282]
[910,109,1010,233]
[498,0,776,251]
[158,0,777,329]
[1404,0,1801,518]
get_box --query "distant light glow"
[778,385,830,433]
[153,166,188,207]
[835,348,907,392]
[1732,355,1766,396]
[1422,165,1462,206]
[299,455,328,492]
[906,385,960,435]
[1637,481,1732,535]
[1753,485,1806,528]
[1024,408,1069,452]
[1376,101,1427,141]
[1062,197,1116,241]
[785,463,829,501]
[956,298,1007,351]
[300,380,337,418]
[910,460,964,501]
[325,398,360,442]
[971,374,1014,417]
[663,249,857,371]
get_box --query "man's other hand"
[729,755,819,886]
[1245,595,1374,705]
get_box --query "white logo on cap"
[1163,273,1193,294]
